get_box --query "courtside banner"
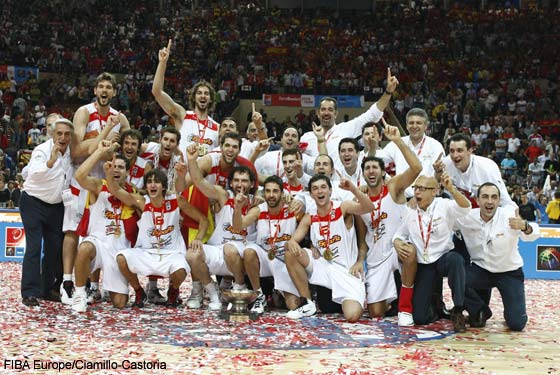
[262,94,364,108]
[0,210,25,262]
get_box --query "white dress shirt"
[454,206,540,273]
[22,139,73,204]
[393,197,471,264]
[442,154,515,208]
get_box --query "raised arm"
[339,178,375,215]
[232,196,260,231]
[75,141,114,195]
[383,118,422,198]
[151,39,187,128]
[312,122,328,156]
[251,103,268,141]
[185,144,227,203]
[441,171,471,208]
[104,157,145,210]
[374,68,399,113]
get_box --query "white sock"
[63,274,72,282]
[75,286,86,294]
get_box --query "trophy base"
[219,311,259,322]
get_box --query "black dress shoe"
[469,308,493,328]
[22,296,40,307]
[42,289,61,302]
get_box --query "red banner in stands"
[262,94,302,107]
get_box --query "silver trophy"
[219,289,259,322]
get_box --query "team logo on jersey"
[265,234,291,245]
[165,201,171,211]
[189,135,213,145]
[150,225,175,237]
[317,234,341,249]
[132,166,138,176]
[223,224,248,237]
[104,209,120,221]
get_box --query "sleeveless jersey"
[140,142,182,191]
[255,203,297,261]
[178,111,219,158]
[207,192,256,246]
[136,194,186,255]
[127,156,150,189]
[360,185,407,266]
[309,201,357,269]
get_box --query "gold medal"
[198,144,207,157]
[268,247,276,261]
[113,226,122,237]
[323,248,334,261]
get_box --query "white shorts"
[118,249,190,277]
[365,249,401,304]
[245,244,299,297]
[202,244,233,277]
[306,249,366,305]
[80,236,128,295]
[62,179,87,233]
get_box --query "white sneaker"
[250,292,267,314]
[60,281,74,305]
[286,299,316,319]
[203,283,222,311]
[398,312,414,326]
[187,282,203,309]
[72,289,87,313]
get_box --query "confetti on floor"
[1,261,558,375]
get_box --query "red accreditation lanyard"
[417,205,435,262]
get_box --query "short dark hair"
[361,156,385,173]
[319,97,338,111]
[143,169,168,196]
[315,154,334,169]
[221,132,242,148]
[160,126,181,143]
[114,154,131,171]
[228,165,256,194]
[308,174,332,191]
[95,72,117,88]
[120,129,143,153]
[338,137,360,153]
[449,133,472,149]
[264,175,283,192]
[476,182,500,198]
[362,122,382,137]
[282,126,300,140]
[282,148,301,160]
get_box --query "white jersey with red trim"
[309,201,357,269]
[282,182,304,198]
[80,103,122,178]
[140,142,182,190]
[178,111,219,158]
[255,203,297,261]
[86,185,131,250]
[207,192,256,246]
[127,156,149,189]
[360,185,407,266]
[255,149,315,177]
[136,194,186,255]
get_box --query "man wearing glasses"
[393,174,471,332]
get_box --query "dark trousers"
[465,263,527,331]
[413,251,466,325]
[20,192,64,298]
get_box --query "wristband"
[523,221,529,232]
[385,90,392,96]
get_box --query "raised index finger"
[252,102,256,114]
[387,67,391,80]
[167,39,172,51]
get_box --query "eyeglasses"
[412,186,436,192]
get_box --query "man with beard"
[71,143,138,312]
[393,174,471,332]
[283,175,374,321]
[152,40,219,158]
[119,129,151,191]
[300,68,398,164]
[60,72,130,305]
[186,144,257,311]
[230,175,300,314]
[351,120,422,326]
[383,108,445,198]
[454,183,539,331]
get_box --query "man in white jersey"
[383,108,445,198]
[350,120,422,326]
[71,143,138,312]
[60,72,131,305]
[186,144,257,310]
[300,68,398,163]
[284,175,375,322]
[231,175,299,314]
[393,174,471,332]
[120,129,151,192]
[112,168,208,308]
[152,39,219,157]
